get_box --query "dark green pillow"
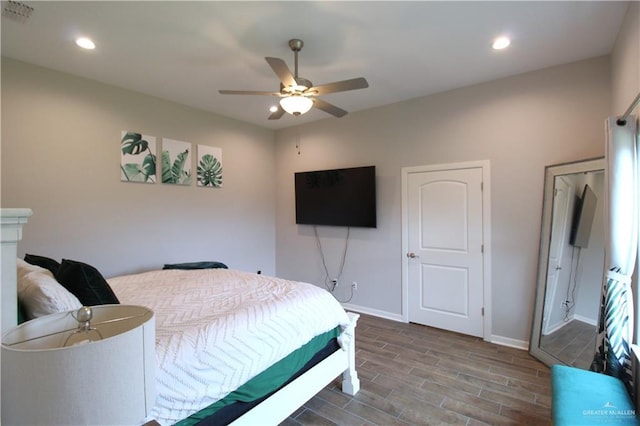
[24,254,61,275]
[163,261,228,270]
[17,299,27,325]
[55,259,119,306]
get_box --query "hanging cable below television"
[563,246,581,321]
[314,225,353,303]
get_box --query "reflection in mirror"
[530,158,605,368]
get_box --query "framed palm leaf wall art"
[120,131,157,183]
[161,138,192,185]
[197,145,223,188]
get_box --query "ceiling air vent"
[2,0,33,23]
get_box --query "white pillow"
[18,269,82,319]
[16,258,44,283]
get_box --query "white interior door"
[542,176,573,334]
[407,167,484,337]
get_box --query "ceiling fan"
[219,39,369,120]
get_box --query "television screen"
[295,165,376,228]
[569,184,597,248]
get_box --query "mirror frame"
[529,157,605,366]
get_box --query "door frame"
[542,175,573,335]
[401,160,492,341]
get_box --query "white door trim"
[401,160,492,341]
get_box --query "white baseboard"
[542,315,597,337]
[490,335,529,350]
[341,303,530,351]
[543,319,570,336]
[574,314,597,326]
[340,303,404,322]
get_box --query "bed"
[109,267,359,425]
[0,209,360,425]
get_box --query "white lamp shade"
[1,305,155,426]
[280,95,313,115]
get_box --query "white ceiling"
[0,1,630,130]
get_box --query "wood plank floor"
[282,314,551,426]
[539,319,595,369]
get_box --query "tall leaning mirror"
[530,157,605,368]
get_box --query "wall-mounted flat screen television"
[569,184,597,248]
[295,165,376,228]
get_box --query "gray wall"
[1,59,277,278]
[610,1,639,116]
[275,56,610,345]
[574,172,606,323]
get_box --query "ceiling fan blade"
[219,90,280,96]
[313,98,348,118]
[265,57,297,88]
[268,106,286,120]
[309,77,369,95]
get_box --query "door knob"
[407,252,419,258]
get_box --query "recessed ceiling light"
[75,37,95,50]
[269,105,278,113]
[492,36,510,50]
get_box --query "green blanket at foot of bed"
[175,327,341,426]
[551,364,639,425]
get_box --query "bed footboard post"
[342,312,360,395]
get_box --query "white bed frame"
[0,208,33,424]
[0,208,360,425]
[231,312,359,426]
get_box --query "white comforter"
[108,268,350,425]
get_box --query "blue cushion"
[551,365,638,425]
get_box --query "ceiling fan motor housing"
[288,39,304,52]
[281,78,313,94]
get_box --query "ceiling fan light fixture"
[280,95,313,116]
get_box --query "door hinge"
[481,182,484,191]
[482,307,485,316]
[481,244,484,253]
[554,188,558,196]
